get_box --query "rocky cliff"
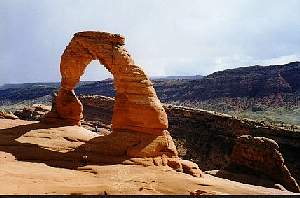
[165,105,300,189]
[202,61,300,98]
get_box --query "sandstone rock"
[42,31,200,175]
[44,31,168,135]
[0,119,296,195]
[166,158,183,172]
[55,89,83,125]
[190,189,216,195]
[162,103,300,185]
[15,104,51,121]
[0,111,18,120]
[127,156,203,177]
[228,135,300,193]
[274,184,287,191]
[79,95,114,129]
[180,160,203,177]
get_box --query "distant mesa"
[150,75,203,80]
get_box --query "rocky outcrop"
[228,135,299,192]
[45,31,168,136]
[157,62,300,102]
[79,95,114,125]
[164,105,300,184]
[202,62,299,98]
[14,104,51,121]
[43,31,200,176]
[0,110,18,119]
[79,95,114,134]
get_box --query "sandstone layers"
[44,31,200,175]
[15,104,51,121]
[0,111,18,120]
[47,31,167,134]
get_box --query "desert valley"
[0,31,299,195]
[1,0,300,196]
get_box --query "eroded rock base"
[2,119,200,177]
[40,31,194,174]
[62,129,201,177]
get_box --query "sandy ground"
[0,118,296,195]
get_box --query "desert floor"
[0,119,295,195]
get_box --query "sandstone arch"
[44,31,202,176]
[44,31,177,157]
[55,32,167,134]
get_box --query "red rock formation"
[0,111,18,120]
[43,31,199,174]
[229,135,300,193]
[46,32,167,135]
[14,104,51,121]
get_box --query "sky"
[0,0,300,85]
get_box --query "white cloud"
[261,54,300,66]
[214,53,300,72]
[0,0,300,84]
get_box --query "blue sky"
[0,0,300,84]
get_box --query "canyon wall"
[79,95,300,191]
[165,105,300,183]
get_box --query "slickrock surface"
[44,31,179,161]
[0,119,296,195]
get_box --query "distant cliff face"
[204,61,300,98]
[1,62,299,127]
[1,62,299,106]
[154,62,300,102]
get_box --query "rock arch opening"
[42,31,202,176]
[78,61,114,135]
[80,60,113,84]
[46,31,167,134]
[43,31,178,157]
[76,60,115,132]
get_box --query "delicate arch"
[47,31,168,135]
[43,31,203,176]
